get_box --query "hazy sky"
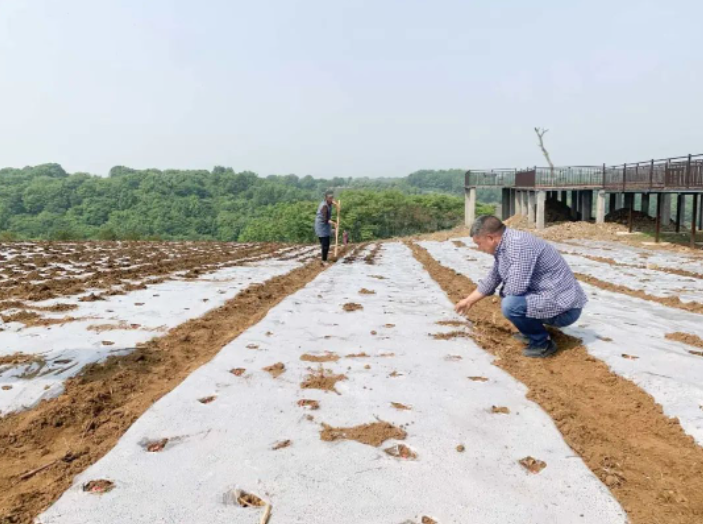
[1,1,701,178]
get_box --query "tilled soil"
[666,332,703,353]
[408,241,703,524]
[567,253,703,281]
[0,241,285,310]
[574,273,703,315]
[0,258,327,524]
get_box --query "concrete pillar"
[528,191,536,226]
[641,193,651,216]
[675,194,685,233]
[515,191,521,215]
[624,193,634,210]
[582,191,593,221]
[560,191,567,203]
[570,190,578,219]
[465,187,476,228]
[501,188,511,220]
[596,190,606,224]
[661,194,671,226]
[616,193,624,209]
[698,194,703,230]
[522,192,529,217]
[536,191,546,230]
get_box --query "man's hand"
[454,296,475,315]
[455,289,487,315]
[329,220,338,228]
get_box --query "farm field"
[1,236,703,524]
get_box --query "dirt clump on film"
[320,420,406,447]
[263,362,286,378]
[300,352,340,363]
[407,240,703,524]
[342,302,363,312]
[300,368,347,393]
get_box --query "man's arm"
[323,204,337,228]
[455,260,500,314]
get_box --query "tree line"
[0,163,493,242]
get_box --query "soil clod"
[384,443,417,460]
[263,362,286,378]
[83,479,115,494]
[300,368,347,393]
[519,456,547,474]
[320,420,407,447]
[342,302,363,312]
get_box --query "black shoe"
[522,339,558,358]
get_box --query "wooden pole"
[334,200,341,259]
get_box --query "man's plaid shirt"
[477,228,588,319]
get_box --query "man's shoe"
[512,333,530,344]
[522,339,558,358]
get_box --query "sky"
[0,0,701,178]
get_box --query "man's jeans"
[501,295,582,348]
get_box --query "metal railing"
[466,154,703,191]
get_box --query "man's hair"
[470,215,506,237]
[324,191,334,198]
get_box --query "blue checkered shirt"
[477,228,588,319]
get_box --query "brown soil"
[456,444,465,452]
[82,479,114,494]
[364,243,383,265]
[431,330,469,340]
[320,420,406,447]
[574,273,703,315]
[0,353,44,367]
[568,253,703,281]
[421,517,437,524]
[230,368,246,376]
[358,288,375,295]
[467,376,488,382]
[391,402,411,411]
[263,362,286,378]
[342,302,363,312]
[87,322,142,332]
[300,368,347,393]
[297,399,320,410]
[369,275,386,280]
[519,456,547,474]
[345,352,370,358]
[665,332,703,350]
[444,355,462,361]
[0,310,79,328]
[0,241,284,309]
[384,443,417,460]
[272,440,291,450]
[436,320,466,327]
[145,438,168,452]
[0,258,326,524]
[491,406,510,414]
[451,240,467,248]
[198,395,216,404]
[300,353,339,363]
[408,240,703,524]
[234,490,266,507]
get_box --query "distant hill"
[0,164,493,242]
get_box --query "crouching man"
[455,215,587,358]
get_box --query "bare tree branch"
[534,127,554,172]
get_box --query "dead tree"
[534,127,554,176]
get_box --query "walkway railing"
[466,154,703,191]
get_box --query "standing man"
[455,215,587,358]
[314,191,338,265]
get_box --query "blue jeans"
[501,295,582,348]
